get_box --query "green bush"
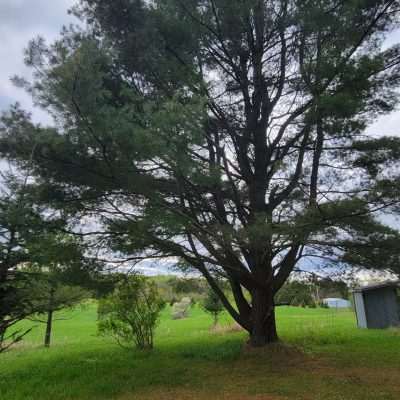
[97,275,165,350]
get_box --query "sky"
[0,0,76,123]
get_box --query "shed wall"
[364,287,400,329]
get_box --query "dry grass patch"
[210,322,244,335]
[121,388,287,400]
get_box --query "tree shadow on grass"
[0,336,245,400]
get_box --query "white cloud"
[367,111,400,137]
[0,0,76,123]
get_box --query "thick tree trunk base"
[248,289,279,347]
[249,322,279,347]
[249,333,279,347]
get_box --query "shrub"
[98,275,165,350]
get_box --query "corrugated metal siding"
[364,288,400,329]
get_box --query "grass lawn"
[1,303,399,400]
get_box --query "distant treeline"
[76,272,350,308]
[149,275,349,308]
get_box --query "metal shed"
[323,298,351,309]
[353,281,400,329]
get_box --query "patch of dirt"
[120,388,286,400]
[315,365,400,389]
[241,342,319,370]
[210,322,244,335]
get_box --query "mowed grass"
[1,304,399,400]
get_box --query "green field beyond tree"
[1,304,399,400]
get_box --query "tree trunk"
[44,309,53,347]
[44,287,55,348]
[249,288,278,347]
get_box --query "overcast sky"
[0,0,76,124]
[1,0,400,135]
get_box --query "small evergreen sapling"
[202,288,224,328]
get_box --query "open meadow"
[1,304,399,400]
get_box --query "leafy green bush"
[98,275,165,350]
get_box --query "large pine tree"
[2,0,400,346]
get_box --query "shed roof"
[352,280,400,293]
